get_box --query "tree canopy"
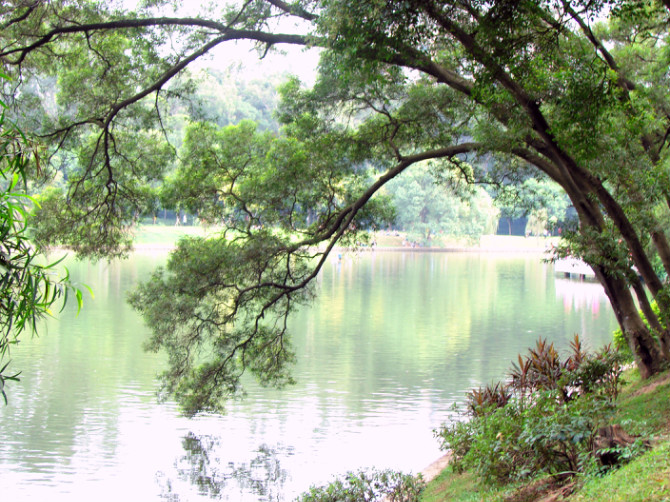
[385,163,499,244]
[2,0,670,413]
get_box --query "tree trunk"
[555,171,667,377]
[580,173,670,314]
[651,229,670,281]
[595,268,665,378]
[422,2,669,378]
[564,162,670,367]
[631,276,670,360]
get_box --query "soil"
[419,454,452,482]
[629,373,670,398]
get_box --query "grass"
[130,224,557,252]
[371,232,557,250]
[567,440,670,502]
[131,222,215,247]
[421,367,670,502]
[421,469,505,502]
[565,369,670,502]
[614,370,670,436]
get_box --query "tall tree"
[385,162,498,244]
[494,178,571,236]
[2,0,670,412]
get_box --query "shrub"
[564,345,625,401]
[435,336,630,485]
[612,327,633,361]
[437,398,532,482]
[437,391,614,483]
[294,469,425,502]
[508,336,624,404]
[465,381,512,417]
[519,394,614,476]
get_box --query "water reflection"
[554,277,605,316]
[0,252,618,502]
[159,435,291,501]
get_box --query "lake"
[0,250,617,501]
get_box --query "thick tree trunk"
[421,1,669,377]
[555,172,667,377]
[631,276,670,360]
[577,173,670,327]
[651,229,670,281]
[563,163,670,364]
[595,268,666,378]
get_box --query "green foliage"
[519,395,610,476]
[0,94,85,403]
[185,69,282,131]
[569,348,626,401]
[612,327,633,360]
[613,300,664,362]
[424,369,670,502]
[444,392,613,483]
[436,337,630,485]
[28,123,175,259]
[295,469,425,502]
[494,178,570,236]
[468,336,625,414]
[385,164,499,245]
[464,381,511,417]
[128,231,312,415]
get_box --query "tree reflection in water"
[157,432,292,501]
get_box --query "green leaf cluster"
[0,90,89,403]
[295,468,425,502]
[128,231,313,415]
[436,337,633,484]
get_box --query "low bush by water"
[435,336,633,485]
[298,336,669,502]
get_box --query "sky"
[193,40,321,86]
[120,0,322,85]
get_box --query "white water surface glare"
[0,251,617,501]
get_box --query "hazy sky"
[122,0,321,84]
[195,40,321,85]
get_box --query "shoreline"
[420,453,451,482]
[131,238,557,255]
[131,244,553,253]
[129,228,559,254]
[335,245,552,254]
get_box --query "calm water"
[0,251,617,501]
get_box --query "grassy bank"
[132,223,213,247]
[372,232,557,252]
[421,369,670,502]
[131,224,557,252]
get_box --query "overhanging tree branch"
[1,17,310,64]
[264,0,318,21]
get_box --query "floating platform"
[554,257,596,279]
